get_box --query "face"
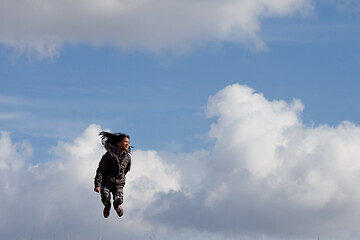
[118,137,130,151]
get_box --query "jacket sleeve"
[94,153,108,187]
[125,154,131,175]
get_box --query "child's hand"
[94,187,100,193]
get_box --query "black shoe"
[103,205,111,218]
[115,205,123,217]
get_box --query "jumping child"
[94,131,132,218]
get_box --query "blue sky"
[1,0,360,239]
[2,5,360,159]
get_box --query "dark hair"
[99,131,131,152]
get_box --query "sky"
[1,0,360,239]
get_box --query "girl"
[94,131,132,218]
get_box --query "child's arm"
[94,153,109,191]
[125,155,131,174]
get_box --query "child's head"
[99,131,131,152]
[117,136,130,152]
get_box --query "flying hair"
[99,131,132,153]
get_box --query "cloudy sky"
[1,0,360,239]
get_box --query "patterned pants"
[100,184,124,209]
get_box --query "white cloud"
[207,84,304,178]
[0,0,313,58]
[0,124,181,239]
[127,150,180,206]
[2,84,360,239]
[148,84,360,239]
[0,131,32,170]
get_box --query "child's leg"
[112,186,124,210]
[100,186,112,207]
[112,185,124,217]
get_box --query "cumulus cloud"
[0,0,313,58]
[0,124,181,239]
[2,84,360,239]
[149,84,360,239]
[0,131,32,170]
